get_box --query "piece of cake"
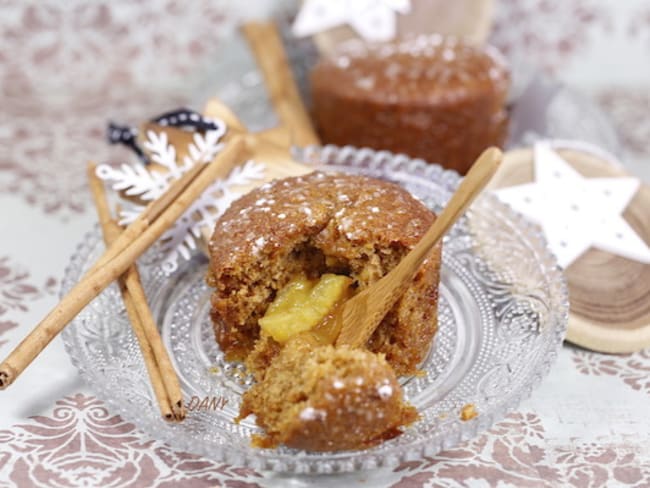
[310,35,510,174]
[237,340,418,451]
[207,171,441,378]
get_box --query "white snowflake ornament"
[98,121,226,201]
[97,124,266,274]
[495,142,650,268]
[292,0,411,42]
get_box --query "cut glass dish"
[61,145,568,473]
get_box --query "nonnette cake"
[310,35,510,175]
[207,171,441,451]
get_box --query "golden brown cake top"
[311,35,510,105]
[209,171,433,272]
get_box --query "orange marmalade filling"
[258,274,353,343]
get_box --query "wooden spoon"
[334,147,503,348]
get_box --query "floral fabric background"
[0,0,648,487]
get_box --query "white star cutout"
[292,0,411,42]
[495,142,650,268]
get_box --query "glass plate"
[61,145,568,473]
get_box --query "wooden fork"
[334,147,503,348]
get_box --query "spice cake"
[207,171,441,450]
[207,171,441,378]
[310,35,510,174]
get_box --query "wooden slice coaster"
[489,145,650,353]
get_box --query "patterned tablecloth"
[1,1,649,487]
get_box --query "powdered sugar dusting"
[299,407,327,422]
[251,236,266,255]
[377,383,393,400]
[211,170,434,269]
[320,34,509,101]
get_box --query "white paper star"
[495,142,650,268]
[292,0,411,42]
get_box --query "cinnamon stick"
[88,168,171,420]
[0,136,246,389]
[242,21,320,147]
[116,212,185,421]
[87,163,184,422]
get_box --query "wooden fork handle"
[393,147,503,281]
[336,147,502,348]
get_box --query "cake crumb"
[460,403,478,421]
